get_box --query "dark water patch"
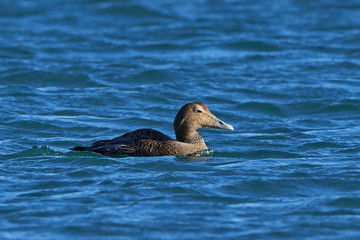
[136,42,190,51]
[77,180,96,187]
[126,158,214,173]
[315,104,360,114]
[1,70,98,87]
[62,154,124,166]
[279,171,313,178]
[311,45,355,55]
[340,98,360,105]
[227,179,306,197]
[0,1,46,17]
[98,180,116,186]
[297,141,345,150]
[17,191,53,198]
[285,101,326,114]
[205,61,232,68]
[283,85,352,100]
[97,3,177,20]
[0,46,35,59]
[227,88,287,100]
[5,120,61,131]
[291,120,337,133]
[334,61,360,69]
[202,96,238,106]
[129,69,176,84]
[222,41,281,52]
[210,151,246,159]
[245,135,291,141]
[236,102,285,116]
[326,197,360,209]
[52,110,87,117]
[154,185,201,196]
[238,150,303,159]
[119,117,166,129]
[290,208,359,219]
[259,127,293,134]
[67,169,98,178]
[244,54,276,61]
[32,180,75,190]
[337,147,360,154]
[0,84,38,97]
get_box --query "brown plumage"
[71,102,234,156]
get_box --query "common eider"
[72,102,234,156]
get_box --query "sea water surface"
[1,0,360,239]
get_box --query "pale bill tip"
[222,122,234,130]
[224,124,234,130]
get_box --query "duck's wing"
[72,129,174,156]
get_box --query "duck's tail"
[71,146,90,151]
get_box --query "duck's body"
[72,103,233,157]
[72,129,207,156]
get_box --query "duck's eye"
[197,109,202,113]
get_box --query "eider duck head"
[173,102,234,143]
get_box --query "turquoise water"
[1,0,360,239]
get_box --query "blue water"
[1,0,360,239]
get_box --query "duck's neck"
[175,128,206,146]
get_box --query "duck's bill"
[214,116,234,130]
[206,113,234,130]
[218,121,234,130]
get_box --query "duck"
[71,102,234,156]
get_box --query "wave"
[1,145,128,166]
[4,145,61,158]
